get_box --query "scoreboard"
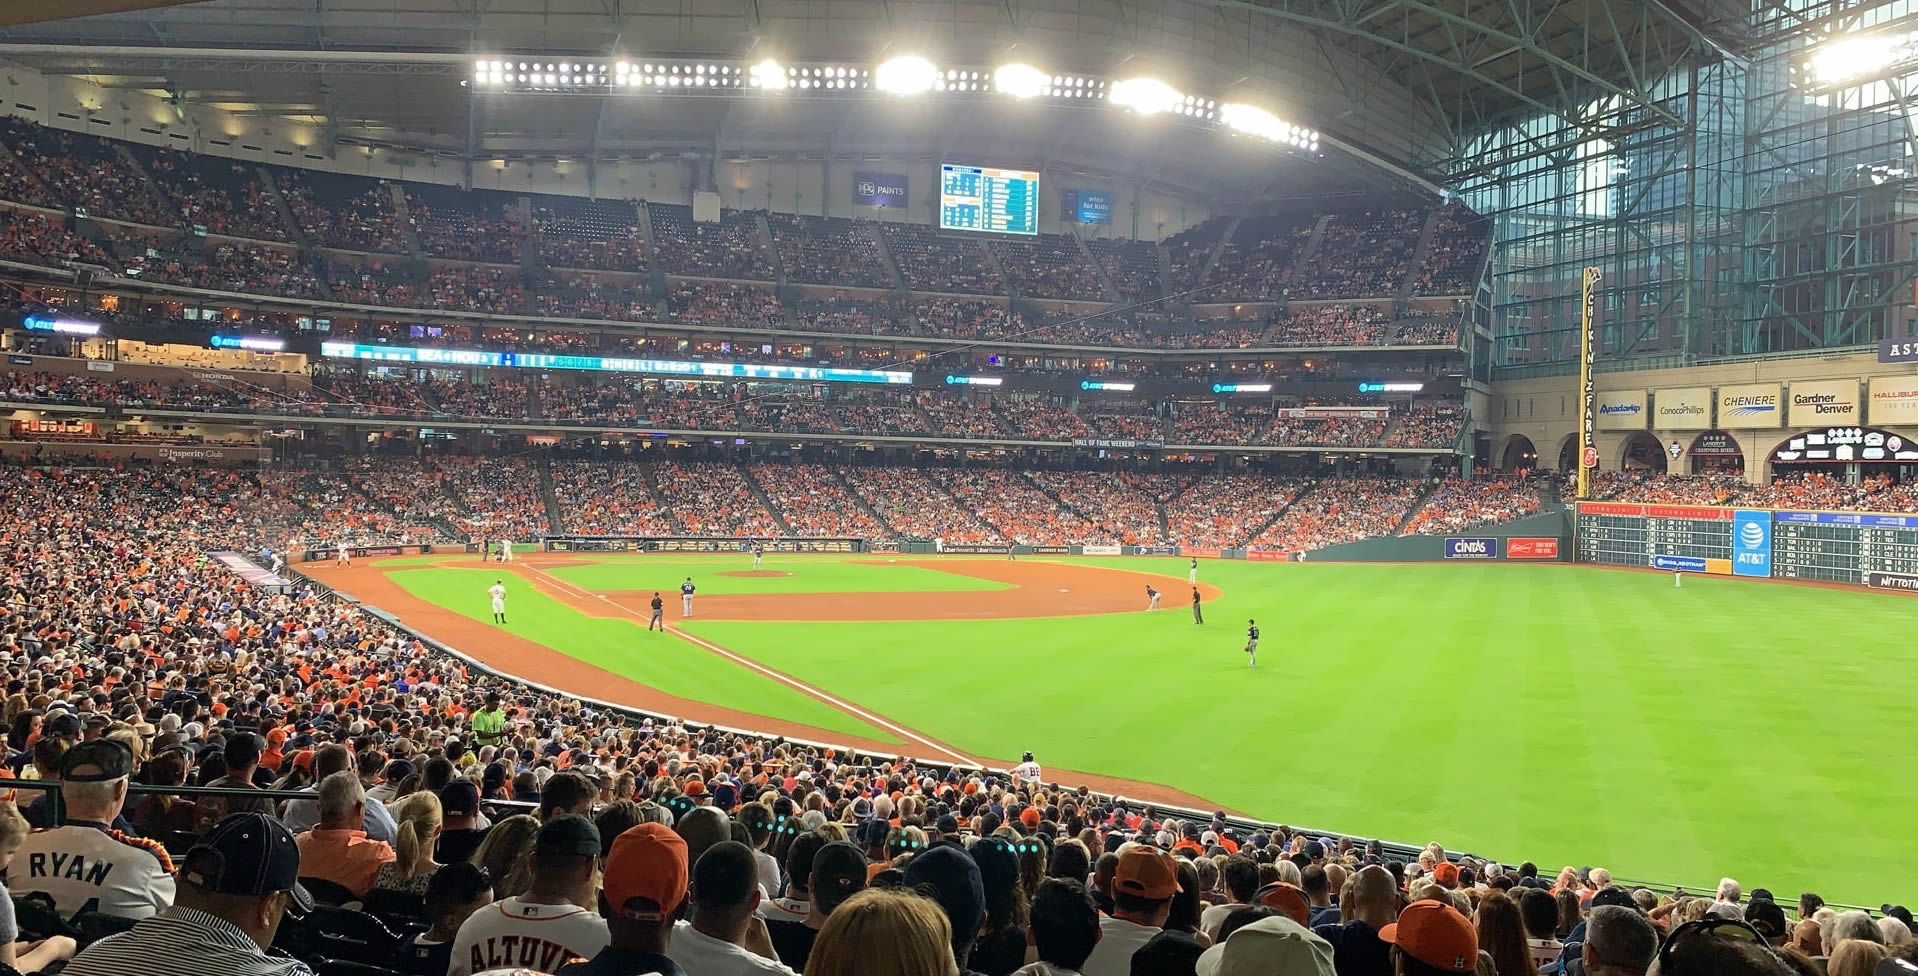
[939,164,1039,235]
[1575,502,1736,574]
[1576,502,1918,589]
[1772,511,1918,586]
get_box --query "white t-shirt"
[666,921,799,976]
[446,896,609,976]
[755,850,781,900]
[5,822,176,921]
[1200,902,1249,941]
[758,896,809,924]
[1080,915,1162,976]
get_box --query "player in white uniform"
[499,539,514,563]
[1011,751,1042,785]
[5,741,176,921]
[1144,585,1161,612]
[680,578,695,618]
[336,543,351,567]
[1189,558,1199,584]
[489,580,508,625]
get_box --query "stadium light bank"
[470,55,1317,153]
[1789,25,1918,93]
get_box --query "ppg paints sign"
[1787,380,1860,427]
[1595,390,1648,430]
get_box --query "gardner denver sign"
[1787,380,1860,427]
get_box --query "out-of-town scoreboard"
[1576,502,1918,589]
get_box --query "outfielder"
[752,542,764,571]
[489,579,507,625]
[1245,618,1260,668]
[1144,585,1161,612]
[681,577,696,617]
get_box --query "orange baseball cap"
[1255,881,1312,927]
[1019,808,1042,829]
[1380,900,1478,973]
[1113,847,1182,900]
[1432,862,1460,888]
[602,823,688,921]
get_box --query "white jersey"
[1012,761,1043,784]
[5,822,177,921]
[488,584,506,607]
[447,896,609,976]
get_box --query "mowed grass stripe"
[682,558,1918,903]
[386,569,896,743]
[545,557,1012,595]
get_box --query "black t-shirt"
[398,935,454,976]
[435,826,488,865]
[1315,920,1392,976]
[650,596,663,613]
[1248,625,1261,641]
[765,918,818,971]
[971,925,1029,976]
[558,946,687,976]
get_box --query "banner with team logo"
[1717,383,1782,428]
[1868,375,1918,426]
[1595,390,1647,430]
[1787,380,1861,427]
[1653,387,1712,430]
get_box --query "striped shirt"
[63,905,316,976]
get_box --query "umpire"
[1191,587,1204,625]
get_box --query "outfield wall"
[1574,501,1918,589]
[1298,510,1573,562]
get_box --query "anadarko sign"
[1595,390,1647,430]
[1787,379,1860,427]
[1717,383,1781,429]
[1653,387,1712,430]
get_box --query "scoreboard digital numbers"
[939,164,1039,235]
[1575,502,1735,574]
[1772,511,1918,586]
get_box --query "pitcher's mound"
[717,570,792,578]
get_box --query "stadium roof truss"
[0,0,1744,199]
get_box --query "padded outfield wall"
[1299,510,1573,562]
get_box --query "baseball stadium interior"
[0,0,1913,975]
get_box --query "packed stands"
[0,208,114,266]
[931,467,1095,546]
[1026,470,1183,545]
[1205,214,1313,301]
[666,280,785,326]
[411,185,524,264]
[0,116,177,226]
[1249,476,1424,551]
[994,398,1095,439]
[650,459,784,536]
[1162,218,1227,297]
[1296,209,1424,298]
[275,168,410,253]
[1267,412,1388,448]
[435,455,548,540]
[130,145,290,242]
[1593,470,1747,505]
[1169,404,1273,445]
[1086,236,1162,304]
[1387,405,1466,448]
[1166,474,1304,548]
[1270,303,1390,346]
[841,464,1002,543]
[1399,478,1542,535]
[748,462,894,540]
[1413,203,1490,296]
[551,458,678,534]
[790,294,912,335]
[767,213,892,289]
[647,203,773,279]
[881,222,1004,294]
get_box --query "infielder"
[752,542,765,571]
[1188,558,1199,584]
[499,539,514,563]
[489,579,507,625]
[1144,585,1161,612]
[681,577,696,617]
[1245,618,1260,668]
[648,592,664,631]
[335,543,351,567]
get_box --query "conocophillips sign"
[1717,383,1781,429]
[1787,380,1860,427]
[1595,390,1647,430]
[1653,387,1712,430]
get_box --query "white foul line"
[518,563,978,766]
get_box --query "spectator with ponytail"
[374,790,445,897]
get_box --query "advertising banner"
[1787,379,1861,427]
[1867,571,1918,591]
[1595,390,1647,430]
[1181,546,1224,559]
[1081,544,1123,556]
[1771,426,1918,464]
[1689,430,1743,457]
[1134,545,1181,556]
[853,171,909,208]
[1718,383,1783,428]
[1505,537,1561,559]
[1732,510,1772,578]
[1444,537,1497,559]
[1274,407,1389,420]
[1868,375,1918,426]
[1062,189,1113,223]
[1653,387,1712,430]
[1651,555,1708,572]
[1029,545,1072,554]
[1879,337,1918,364]
[1246,551,1289,561]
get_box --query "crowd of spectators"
[540,382,738,430]
[1025,470,1181,545]
[533,273,657,321]
[1139,314,1268,349]
[748,462,895,540]
[666,281,785,327]
[931,467,1096,546]
[434,455,549,541]
[1205,215,1313,302]
[1595,470,1918,512]
[647,204,773,279]
[738,395,932,437]
[1169,405,1273,445]
[994,399,1095,440]
[1270,304,1391,346]
[1086,236,1162,304]
[767,213,892,289]
[989,235,1106,301]
[1413,203,1490,296]
[1250,477,1425,551]
[882,222,1005,294]
[277,170,411,253]
[1295,209,1423,299]
[1399,478,1542,535]
[423,265,525,314]
[1162,218,1227,297]
[414,196,524,264]
[650,459,785,536]
[1267,414,1389,448]
[916,396,1014,439]
[136,240,323,299]
[790,295,913,336]
[0,208,114,267]
[841,464,1003,543]
[551,458,679,535]
[0,117,177,227]
[1592,471,1748,505]
[136,147,290,242]
[1165,474,1304,549]
[533,199,648,273]
[1386,406,1466,449]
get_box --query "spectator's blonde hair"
[0,802,27,849]
[1827,939,1887,976]
[390,791,443,880]
[471,814,540,899]
[805,888,958,976]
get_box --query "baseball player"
[479,535,488,564]
[752,542,765,571]
[1011,751,1042,784]
[499,539,514,564]
[268,549,285,575]
[680,577,696,618]
[1144,585,1161,612]
[335,542,351,567]
[489,579,508,625]
[1191,587,1204,625]
[1188,558,1199,584]
[1245,618,1260,668]
[1006,542,1016,561]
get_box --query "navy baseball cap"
[61,739,133,782]
[181,812,314,911]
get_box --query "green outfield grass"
[383,568,896,743]
[385,553,1916,904]
[541,556,1011,595]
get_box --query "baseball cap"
[61,739,133,782]
[1380,900,1478,973]
[45,712,80,740]
[811,842,869,909]
[1745,899,1788,940]
[535,814,602,858]
[602,823,688,921]
[1884,905,1915,928]
[179,812,314,912]
[1591,886,1635,910]
[439,780,480,818]
[1254,881,1312,927]
[1196,915,1336,976]
[1113,847,1182,900]
[1432,862,1460,888]
[1132,930,1207,975]
[902,844,985,956]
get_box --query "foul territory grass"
[384,568,896,743]
[668,556,1917,904]
[542,556,1011,596]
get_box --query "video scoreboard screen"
[1772,511,1918,586]
[1575,502,1736,574]
[939,164,1039,235]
